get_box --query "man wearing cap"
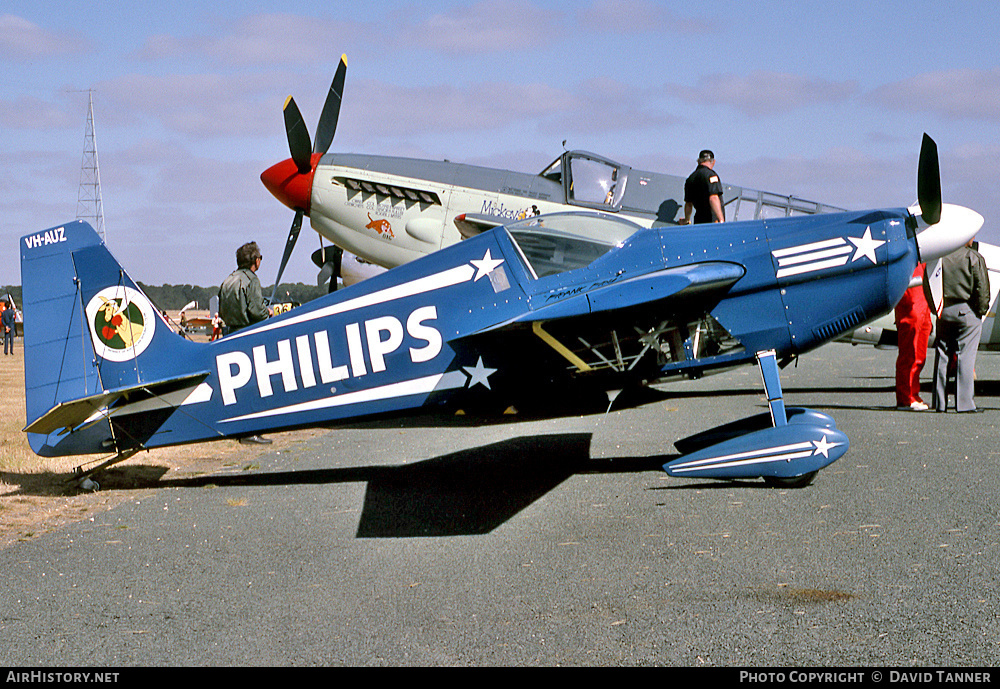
[681,150,725,224]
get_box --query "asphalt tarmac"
[1,343,998,667]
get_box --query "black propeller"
[270,210,304,304]
[282,96,313,175]
[909,133,983,265]
[917,133,942,226]
[312,243,343,294]
[312,59,346,160]
[269,54,347,303]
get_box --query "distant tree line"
[0,283,327,312]
[136,282,329,311]
[1,286,21,306]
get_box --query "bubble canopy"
[503,212,643,278]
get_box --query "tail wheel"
[763,471,818,489]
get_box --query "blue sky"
[3,0,998,287]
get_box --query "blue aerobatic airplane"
[21,135,981,489]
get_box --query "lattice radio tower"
[76,90,106,243]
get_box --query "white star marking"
[463,357,497,389]
[848,227,885,264]
[811,436,841,458]
[470,249,504,282]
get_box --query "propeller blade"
[917,133,942,226]
[270,211,303,304]
[310,244,343,292]
[313,54,347,157]
[317,262,334,288]
[283,96,313,174]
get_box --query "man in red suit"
[895,264,933,410]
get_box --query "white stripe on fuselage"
[219,370,469,423]
[772,228,884,279]
[226,263,476,342]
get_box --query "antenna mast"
[76,90,106,243]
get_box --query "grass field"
[0,345,32,471]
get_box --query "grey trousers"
[933,302,983,412]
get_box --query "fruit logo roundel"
[85,286,157,361]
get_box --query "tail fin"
[21,221,201,456]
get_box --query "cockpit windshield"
[504,212,642,278]
[538,151,628,209]
[568,156,624,207]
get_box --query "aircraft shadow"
[9,433,783,537]
[323,385,775,433]
[151,433,676,537]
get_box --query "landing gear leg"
[758,350,817,488]
[757,350,787,428]
[69,449,140,491]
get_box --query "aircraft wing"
[457,260,745,377]
[482,261,745,330]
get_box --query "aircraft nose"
[913,203,984,261]
[260,155,318,214]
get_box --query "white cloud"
[133,14,365,67]
[672,72,857,117]
[0,94,76,130]
[341,74,683,145]
[577,0,718,35]
[408,0,562,54]
[205,14,364,67]
[866,69,1000,122]
[0,14,90,62]
[96,72,277,138]
[344,78,576,137]
[539,76,681,136]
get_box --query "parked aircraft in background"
[21,136,980,491]
[259,55,844,292]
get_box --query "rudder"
[21,221,200,456]
[21,221,103,432]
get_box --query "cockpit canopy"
[504,212,642,278]
[540,151,629,211]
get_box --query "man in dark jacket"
[933,239,991,413]
[2,301,15,355]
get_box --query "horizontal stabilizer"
[24,371,210,436]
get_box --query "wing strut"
[532,321,592,372]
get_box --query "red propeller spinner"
[260,153,320,214]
